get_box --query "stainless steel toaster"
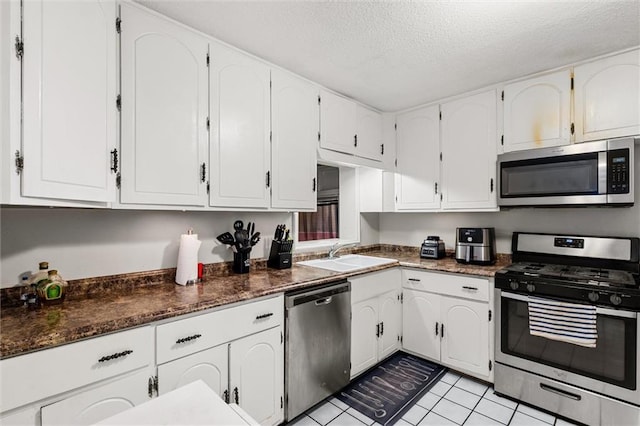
[455,227,496,265]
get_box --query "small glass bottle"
[37,270,66,304]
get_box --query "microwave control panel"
[607,149,630,194]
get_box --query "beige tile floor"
[289,370,580,426]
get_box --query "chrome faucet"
[328,242,357,258]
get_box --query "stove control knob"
[509,280,519,291]
[526,283,536,293]
[588,292,599,302]
[610,294,623,306]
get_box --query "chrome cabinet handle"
[98,349,133,363]
[256,312,274,320]
[176,334,202,344]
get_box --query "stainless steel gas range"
[494,232,640,426]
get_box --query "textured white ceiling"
[135,1,640,112]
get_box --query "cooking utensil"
[340,392,386,418]
[399,359,434,375]
[376,368,417,390]
[371,376,409,396]
[358,383,396,405]
[250,232,261,247]
[378,366,421,385]
[216,232,235,245]
[366,381,405,401]
[233,220,244,231]
[352,389,384,408]
[394,366,429,382]
[249,222,255,239]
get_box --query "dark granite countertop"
[0,246,510,359]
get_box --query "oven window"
[501,296,636,390]
[501,153,599,198]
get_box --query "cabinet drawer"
[0,326,152,413]
[156,295,283,364]
[349,268,401,304]
[403,269,489,302]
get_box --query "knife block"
[267,241,292,270]
[233,250,251,274]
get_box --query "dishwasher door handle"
[315,297,333,306]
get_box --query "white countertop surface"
[94,380,257,425]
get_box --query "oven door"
[495,290,639,404]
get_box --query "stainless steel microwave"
[498,137,635,207]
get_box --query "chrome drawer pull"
[540,383,581,401]
[175,334,202,344]
[462,286,479,291]
[256,312,274,320]
[98,349,133,363]
[408,278,421,282]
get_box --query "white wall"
[380,149,640,252]
[0,209,293,286]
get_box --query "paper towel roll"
[175,233,202,285]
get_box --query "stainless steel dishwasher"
[285,280,351,421]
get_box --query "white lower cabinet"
[40,369,151,426]
[402,269,492,381]
[157,344,228,397]
[349,269,402,378]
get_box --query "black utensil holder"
[233,251,251,274]
[267,240,292,270]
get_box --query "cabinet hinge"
[394,123,397,131]
[312,177,316,192]
[439,111,442,120]
[501,90,504,101]
[206,53,210,67]
[110,149,118,173]
[400,292,403,303]
[394,158,398,168]
[266,171,270,188]
[148,376,154,398]
[206,181,210,194]
[400,335,403,344]
[281,396,283,409]
[115,17,121,34]
[490,178,494,193]
[116,173,121,189]
[570,76,574,91]
[354,134,358,147]
[489,360,492,371]
[440,193,443,202]
[571,123,575,135]
[317,131,321,142]
[318,95,321,105]
[501,135,504,146]
[154,376,159,396]
[270,130,272,143]
[116,95,121,112]
[381,144,384,155]
[281,331,283,344]
[14,36,23,60]
[488,310,492,321]
[14,150,24,174]
[206,117,210,131]
[439,152,442,162]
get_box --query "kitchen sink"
[296,254,397,272]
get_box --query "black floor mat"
[337,352,447,426]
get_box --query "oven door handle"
[500,291,638,319]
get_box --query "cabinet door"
[209,42,271,208]
[320,90,357,155]
[21,0,116,202]
[229,327,283,426]
[351,298,379,378]
[271,69,317,210]
[395,105,441,210]
[502,70,571,152]
[440,297,489,377]
[440,90,497,210]
[157,344,228,398]
[574,49,640,142]
[120,4,208,206]
[402,289,440,361]
[378,290,402,360]
[356,105,384,161]
[41,369,150,426]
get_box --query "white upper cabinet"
[21,0,117,202]
[441,90,497,210]
[356,105,384,161]
[120,4,209,206]
[574,49,640,142]
[209,42,271,208]
[502,70,571,152]
[270,70,317,210]
[319,90,357,155]
[395,105,441,210]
